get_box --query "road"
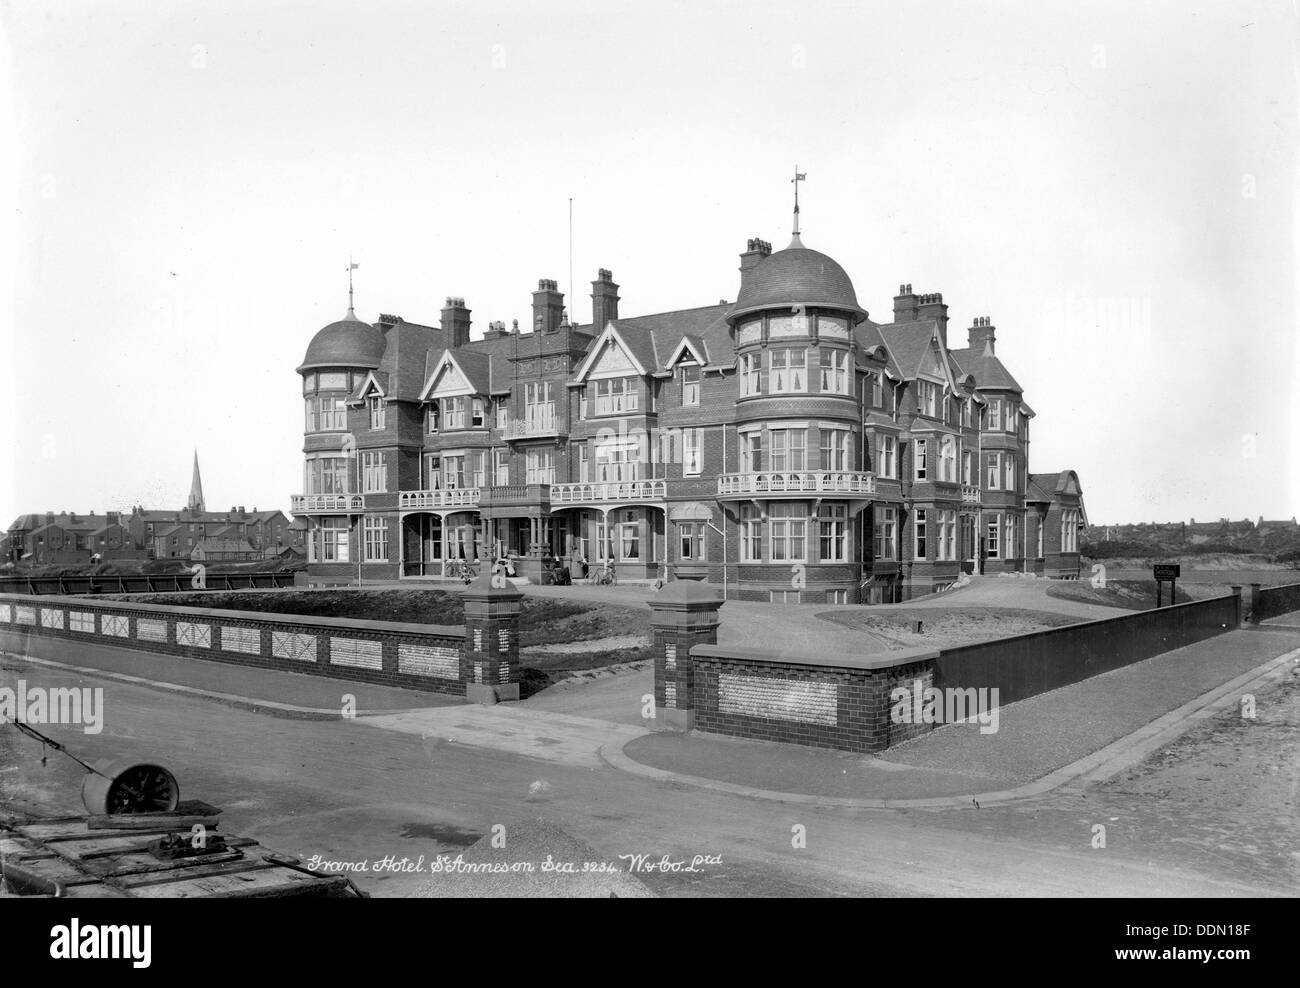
[2,652,1294,898]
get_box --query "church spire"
[789,166,807,247]
[187,451,205,513]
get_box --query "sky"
[1,0,1296,527]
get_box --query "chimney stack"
[440,297,472,348]
[893,284,918,323]
[591,268,620,329]
[968,316,996,354]
[739,238,772,280]
[917,292,948,347]
[532,279,564,334]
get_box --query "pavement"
[6,607,1300,811]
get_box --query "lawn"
[1046,579,1202,611]
[819,606,1081,649]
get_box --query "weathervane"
[791,166,807,242]
[347,256,360,314]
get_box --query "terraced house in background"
[294,207,1087,602]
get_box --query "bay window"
[939,435,957,482]
[769,428,807,472]
[318,517,349,563]
[819,427,851,472]
[819,504,848,562]
[873,507,897,560]
[913,438,928,480]
[770,349,807,393]
[594,438,640,483]
[818,348,849,394]
[918,380,940,417]
[443,396,466,430]
[741,431,762,473]
[740,353,762,396]
[526,448,555,485]
[938,510,957,560]
[769,502,807,562]
[593,377,637,415]
[363,517,388,562]
[914,509,928,559]
[361,451,387,493]
[1004,515,1017,558]
[740,504,763,562]
[472,398,485,428]
[987,399,1002,432]
[879,435,897,479]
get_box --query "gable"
[587,336,637,379]
[423,354,475,399]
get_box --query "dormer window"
[367,396,386,430]
[680,364,700,406]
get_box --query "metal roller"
[80,758,180,815]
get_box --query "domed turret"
[297,309,385,372]
[730,244,865,321]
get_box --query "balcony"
[398,488,482,511]
[291,494,365,513]
[716,471,876,499]
[478,484,552,509]
[551,480,668,505]
[961,485,981,504]
[502,410,563,440]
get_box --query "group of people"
[482,552,628,588]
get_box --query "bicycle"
[592,563,617,586]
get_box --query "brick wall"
[1253,582,1300,622]
[0,592,470,696]
[687,645,939,752]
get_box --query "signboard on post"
[1153,564,1181,607]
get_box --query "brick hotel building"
[294,214,1086,603]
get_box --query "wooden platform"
[0,815,362,898]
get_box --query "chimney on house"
[485,320,509,338]
[440,297,472,348]
[591,269,620,330]
[893,284,918,323]
[917,292,948,347]
[739,238,772,281]
[532,280,564,334]
[968,316,996,354]
[45,511,54,525]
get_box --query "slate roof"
[299,310,386,372]
[615,304,732,371]
[732,243,864,319]
[948,345,1023,392]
